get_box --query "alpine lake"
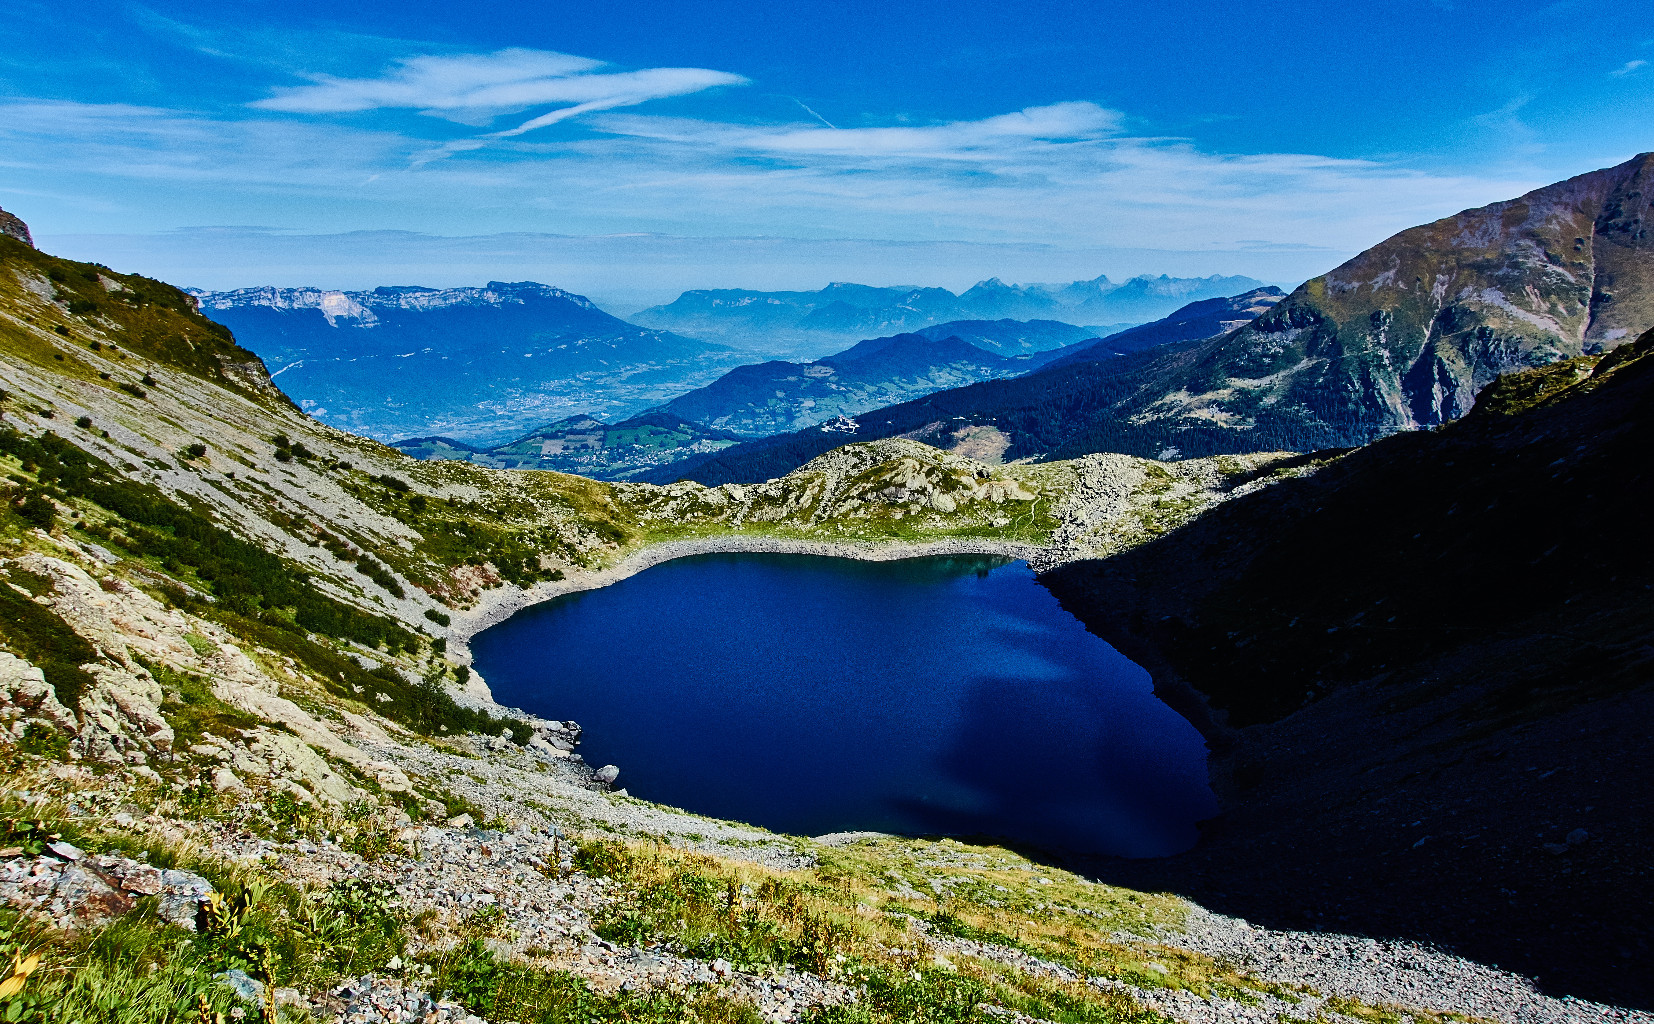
[472,553,1215,858]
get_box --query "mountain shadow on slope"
[1037,328,1654,1008]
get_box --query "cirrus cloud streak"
[252,47,748,137]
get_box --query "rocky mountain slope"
[1040,327,1654,1007]
[646,155,1654,485]
[631,275,1262,359]
[0,221,1645,1021]
[194,282,745,446]
[0,206,30,248]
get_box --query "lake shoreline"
[446,534,1043,694]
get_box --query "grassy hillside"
[0,233,1501,1024]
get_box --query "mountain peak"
[0,207,33,248]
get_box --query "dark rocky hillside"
[1041,328,1654,1007]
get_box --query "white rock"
[210,767,246,793]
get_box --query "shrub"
[182,443,207,460]
[16,723,69,760]
[74,416,92,429]
[14,492,55,529]
[424,609,451,627]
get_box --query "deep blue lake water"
[472,553,1216,857]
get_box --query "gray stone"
[1565,828,1590,846]
[215,968,265,1005]
[45,840,82,861]
[594,765,620,785]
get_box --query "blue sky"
[1,0,1649,305]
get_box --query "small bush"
[74,416,92,429]
[14,492,55,529]
[424,608,451,627]
[182,443,207,460]
[573,838,634,878]
[16,723,69,760]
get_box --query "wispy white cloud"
[1610,59,1647,76]
[0,89,1545,268]
[594,102,1123,159]
[253,48,747,135]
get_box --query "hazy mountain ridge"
[652,321,1090,439]
[645,156,1654,484]
[194,281,745,446]
[638,288,1289,484]
[632,273,1264,358]
[1039,287,1285,371]
[396,319,1108,478]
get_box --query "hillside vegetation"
[0,231,1441,1023]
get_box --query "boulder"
[0,652,77,736]
[211,767,246,793]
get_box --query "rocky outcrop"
[0,845,213,933]
[0,651,76,737]
[0,208,31,248]
[1188,151,1654,440]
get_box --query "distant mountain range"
[651,318,1104,438]
[630,274,1264,358]
[638,288,1288,483]
[393,319,1114,479]
[193,282,743,446]
[646,154,1654,484]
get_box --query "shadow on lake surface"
[472,553,1216,857]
